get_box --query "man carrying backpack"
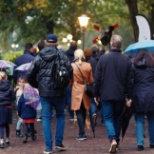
[27,34,73,154]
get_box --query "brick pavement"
[0,111,154,154]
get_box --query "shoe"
[16,130,23,137]
[109,140,117,153]
[31,134,37,141]
[69,118,74,122]
[23,135,28,143]
[137,145,144,151]
[55,144,67,151]
[0,139,4,148]
[93,114,97,126]
[76,135,87,141]
[0,143,4,148]
[37,118,42,122]
[5,138,10,145]
[43,150,53,154]
[150,144,154,148]
[116,143,120,151]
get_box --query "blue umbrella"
[124,40,154,54]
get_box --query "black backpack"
[51,51,70,89]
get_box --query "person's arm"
[93,58,103,105]
[125,59,133,107]
[27,56,40,88]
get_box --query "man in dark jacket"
[94,35,132,153]
[27,34,73,154]
[14,43,35,83]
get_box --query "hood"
[39,46,58,61]
[0,80,11,91]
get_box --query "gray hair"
[110,35,122,49]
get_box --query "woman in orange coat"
[71,49,94,140]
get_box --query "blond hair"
[110,34,122,49]
[74,49,85,65]
[0,71,7,83]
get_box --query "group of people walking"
[0,33,154,154]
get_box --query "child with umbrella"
[17,83,40,143]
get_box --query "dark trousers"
[0,124,10,139]
[65,86,74,118]
[23,123,35,136]
[76,102,86,136]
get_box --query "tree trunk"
[125,0,138,42]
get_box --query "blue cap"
[46,34,57,43]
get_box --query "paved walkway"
[1,111,154,154]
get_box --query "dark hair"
[37,40,45,51]
[133,49,154,67]
[69,40,77,50]
[25,43,33,50]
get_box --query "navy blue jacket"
[18,94,36,119]
[132,64,154,112]
[14,50,35,83]
[0,80,16,106]
[94,49,133,101]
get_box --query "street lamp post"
[78,14,90,50]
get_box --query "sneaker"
[109,140,117,153]
[5,138,10,145]
[0,143,4,148]
[0,139,4,148]
[43,150,53,154]
[76,135,87,141]
[55,144,67,151]
[37,118,42,122]
[69,118,74,122]
[137,145,144,151]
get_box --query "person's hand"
[126,99,132,108]
[94,97,100,106]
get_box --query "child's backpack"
[51,50,70,89]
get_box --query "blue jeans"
[135,111,154,146]
[40,96,65,151]
[101,100,124,143]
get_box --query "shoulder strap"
[74,63,86,83]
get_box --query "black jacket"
[0,80,16,106]
[27,46,73,97]
[94,49,132,101]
